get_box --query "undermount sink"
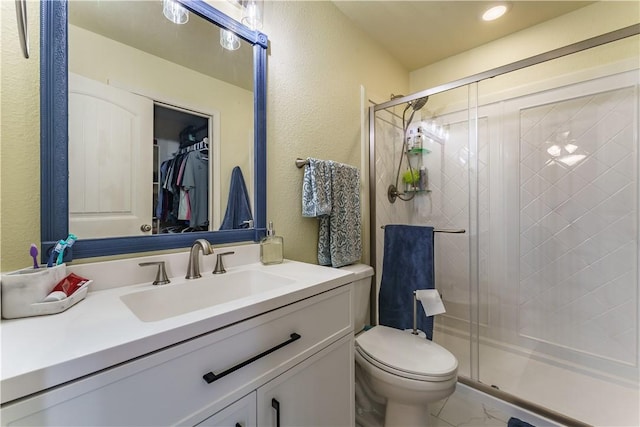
[120,270,295,322]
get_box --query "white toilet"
[341,264,458,427]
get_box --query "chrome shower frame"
[367,23,639,427]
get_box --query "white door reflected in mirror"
[69,73,153,238]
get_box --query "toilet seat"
[355,325,457,382]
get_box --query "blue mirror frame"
[40,0,268,260]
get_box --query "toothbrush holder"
[1,264,68,319]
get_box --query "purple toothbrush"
[30,244,39,269]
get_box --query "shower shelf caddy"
[403,145,431,194]
[404,188,431,195]
[406,147,431,156]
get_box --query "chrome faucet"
[139,261,171,285]
[213,251,235,274]
[186,239,213,279]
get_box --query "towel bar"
[380,225,465,234]
[295,158,309,168]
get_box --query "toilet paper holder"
[411,289,443,336]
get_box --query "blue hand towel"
[302,158,362,267]
[220,166,253,230]
[379,225,435,340]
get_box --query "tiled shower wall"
[374,70,639,383]
[515,84,637,365]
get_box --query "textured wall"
[1,0,41,271]
[261,1,408,265]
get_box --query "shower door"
[372,33,639,427]
[474,37,640,425]
[372,84,478,378]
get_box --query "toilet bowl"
[339,264,458,427]
[355,325,457,426]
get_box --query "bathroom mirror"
[41,0,268,259]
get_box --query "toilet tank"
[339,264,374,333]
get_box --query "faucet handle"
[213,251,235,274]
[139,261,171,286]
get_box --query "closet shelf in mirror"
[175,138,208,155]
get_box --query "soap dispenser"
[260,221,284,265]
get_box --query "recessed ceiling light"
[482,4,508,21]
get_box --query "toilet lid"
[355,325,458,380]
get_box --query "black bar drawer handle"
[203,333,301,384]
[272,398,280,427]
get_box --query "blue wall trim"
[254,43,267,240]
[40,0,69,262]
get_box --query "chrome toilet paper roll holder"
[411,289,442,335]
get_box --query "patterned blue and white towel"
[302,158,332,217]
[302,158,361,268]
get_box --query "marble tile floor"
[429,383,559,427]
[356,378,558,427]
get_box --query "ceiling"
[332,1,595,71]
[68,1,596,86]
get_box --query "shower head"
[401,96,429,116]
[409,96,429,111]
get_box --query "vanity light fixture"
[482,3,509,22]
[163,0,189,25]
[220,0,262,51]
[220,29,241,50]
[241,0,263,31]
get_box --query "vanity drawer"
[2,285,353,427]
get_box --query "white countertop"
[0,251,354,404]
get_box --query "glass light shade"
[220,29,241,50]
[241,0,263,30]
[163,0,189,25]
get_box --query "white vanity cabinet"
[197,392,257,427]
[197,335,353,427]
[257,336,353,427]
[1,285,354,427]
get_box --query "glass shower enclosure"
[369,30,639,426]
